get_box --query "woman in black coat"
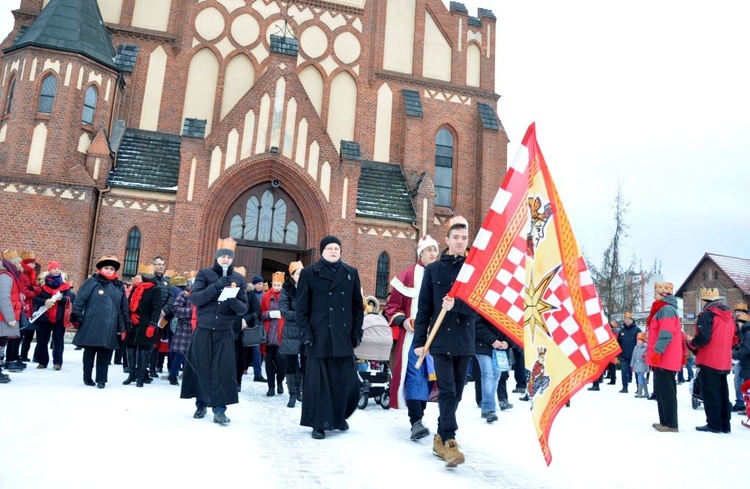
[279,261,305,408]
[297,236,364,439]
[33,261,75,370]
[122,268,163,387]
[72,256,130,388]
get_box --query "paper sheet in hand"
[30,305,50,323]
[217,287,240,302]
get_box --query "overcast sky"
[2,0,748,286]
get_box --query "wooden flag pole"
[414,307,448,369]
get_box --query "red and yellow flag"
[450,123,620,465]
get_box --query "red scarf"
[646,299,668,327]
[98,270,119,280]
[42,281,72,323]
[129,282,155,325]
[21,259,37,285]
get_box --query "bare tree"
[586,184,636,320]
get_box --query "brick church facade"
[0,0,507,298]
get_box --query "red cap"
[47,261,61,271]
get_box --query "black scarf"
[320,257,341,275]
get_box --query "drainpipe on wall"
[87,71,123,272]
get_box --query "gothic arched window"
[37,74,58,114]
[82,86,98,125]
[123,227,142,277]
[434,128,454,207]
[223,184,306,248]
[375,251,390,298]
[3,76,15,115]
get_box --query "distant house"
[676,253,750,335]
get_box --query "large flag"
[451,123,620,465]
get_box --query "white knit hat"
[417,235,439,256]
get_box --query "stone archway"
[197,155,330,268]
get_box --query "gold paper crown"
[171,275,188,287]
[216,237,237,252]
[164,269,176,278]
[20,250,35,261]
[2,249,19,261]
[445,215,468,235]
[288,261,303,275]
[700,287,720,301]
[624,312,633,319]
[185,270,198,279]
[734,302,748,312]
[654,282,674,296]
[234,266,246,278]
[262,282,269,292]
[138,264,155,276]
[272,271,285,283]
[738,312,750,322]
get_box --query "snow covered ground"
[1,346,745,488]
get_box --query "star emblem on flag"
[524,266,559,340]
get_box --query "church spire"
[4,0,117,70]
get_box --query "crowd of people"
[2,220,748,469]
[584,282,746,435]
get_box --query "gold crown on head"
[216,237,237,252]
[138,263,155,276]
[654,282,674,296]
[20,250,35,261]
[734,302,748,312]
[700,287,720,301]
[624,312,633,319]
[738,312,750,322]
[164,269,176,278]
[234,266,246,278]
[2,249,19,261]
[185,270,198,279]
[171,275,188,287]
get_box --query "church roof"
[4,0,117,70]
[676,253,750,296]
[107,129,182,193]
[357,161,416,223]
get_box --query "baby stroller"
[741,379,750,429]
[354,297,393,410]
[690,367,703,410]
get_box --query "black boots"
[136,349,148,387]
[296,372,303,402]
[286,374,296,408]
[122,349,137,385]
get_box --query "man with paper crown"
[181,237,248,424]
[645,281,682,433]
[385,234,440,440]
[617,312,640,393]
[688,288,736,433]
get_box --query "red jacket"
[690,302,735,373]
[645,295,682,372]
[0,270,23,323]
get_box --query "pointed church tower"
[1,0,120,186]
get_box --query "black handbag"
[241,325,267,347]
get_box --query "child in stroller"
[354,296,393,409]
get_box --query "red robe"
[385,262,435,408]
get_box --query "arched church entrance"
[221,182,314,284]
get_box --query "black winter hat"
[319,235,342,254]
